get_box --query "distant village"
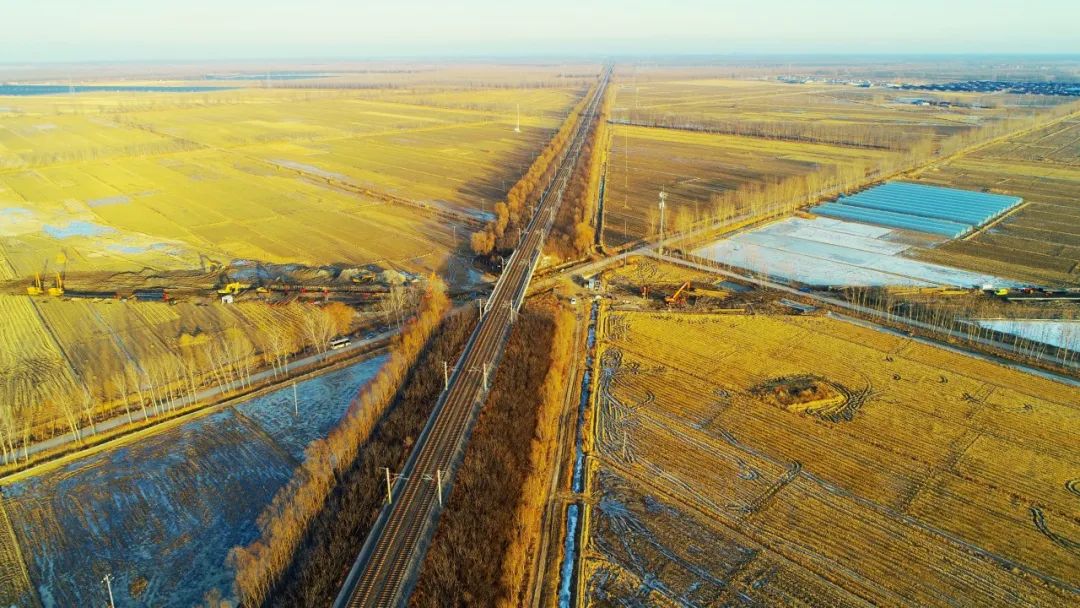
[777,76,1080,97]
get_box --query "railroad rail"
[334,66,611,608]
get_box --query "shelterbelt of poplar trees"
[229,279,450,607]
[470,84,596,257]
[409,300,575,607]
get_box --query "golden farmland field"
[0,73,586,279]
[911,112,1080,285]
[581,309,1080,606]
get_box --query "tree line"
[470,86,597,256]
[228,279,451,607]
[0,300,357,467]
[841,286,1080,369]
[612,113,929,151]
[409,299,575,606]
[544,85,613,260]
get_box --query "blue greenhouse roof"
[815,182,1022,238]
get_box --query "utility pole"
[292,382,298,416]
[382,467,393,504]
[658,189,668,255]
[482,363,490,391]
[436,469,444,507]
[624,122,630,210]
[478,298,485,319]
[102,574,115,608]
[443,360,449,391]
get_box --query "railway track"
[335,66,611,608]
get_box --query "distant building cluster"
[898,80,1080,97]
[776,76,1080,97]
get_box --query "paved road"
[334,67,612,608]
[2,328,398,467]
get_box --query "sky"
[1,0,1078,63]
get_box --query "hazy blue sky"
[1,0,1078,62]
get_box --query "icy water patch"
[694,216,1014,288]
[42,220,114,239]
[558,302,600,608]
[973,319,1080,350]
[0,355,386,608]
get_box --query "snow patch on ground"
[973,319,1080,350]
[1,356,386,608]
[693,216,1015,288]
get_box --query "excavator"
[27,255,65,296]
[665,281,692,306]
[664,281,730,307]
[217,281,252,296]
[26,272,44,296]
[48,272,64,297]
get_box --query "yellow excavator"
[665,281,692,306]
[48,272,64,297]
[27,273,44,296]
[217,281,251,296]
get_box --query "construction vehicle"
[217,281,251,296]
[27,273,44,296]
[47,272,64,297]
[663,281,730,306]
[666,281,692,306]
[350,268,378,284]
[199,253,224,273]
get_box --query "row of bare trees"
[842,287,1080,368]
[229,280,450,607]
[613,113,930,151]
[495,305,575,604]
[545,85,613,260]
[0,300,357,466]
[470,86,596,256]
[410,300,575,606]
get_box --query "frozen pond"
[693,216,1015,288]
[42,220,114,239]
[0,355,386,608]
[974,319,1080,350]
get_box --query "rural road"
[334,66,612,608]
[648,251,1080,384]
[2,327,400,468]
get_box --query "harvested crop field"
[0,355,386,607]
[580,309,1080,607]
[0,71,585,278]
[910,112,1080,285]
